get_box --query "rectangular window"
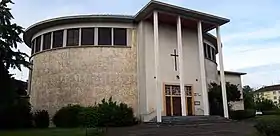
[211,48,216,61]
[203,43,207,58]
[206,45,211,59]
[274,96,277,99]
[43,32,51,50]
[98,27,111,45]
[113,28,127,45]
[81,28,94,45]
[31,40,35,54]
[67,28,79,46]
[273,91,276,95]
[53,30,63,48]
[35,36,41,53]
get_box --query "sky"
[9,0,280,89]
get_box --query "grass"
[0,128,104,136]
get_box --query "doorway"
[164,85,194,116]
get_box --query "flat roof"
[23,0,230,47]
[255,84,280,93]
[218,71,247,76]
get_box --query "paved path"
[106,122,255,136]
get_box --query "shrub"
[78,106,99,128]
[262,110,280,115]
[97,98,137,127]
[229,109,255,120]
[52,105,84,128]
[255,116,280,136]
[33,110,49,128]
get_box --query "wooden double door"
[164,85,194,116]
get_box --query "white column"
[197,21,209,115]
[79,28,82,46]
[40,35,43,51]
[50,32,53,49]
[177,16,186,116]
[63,29,67,47]
[153,11,161,122]
[216,26,229,118]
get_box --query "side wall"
[220,74,245,110]
[30,23,138,116]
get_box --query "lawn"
[0,128,104,136]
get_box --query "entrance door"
[164,85,194,116]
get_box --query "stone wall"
[30,29,137,116]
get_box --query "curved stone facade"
[30,30,137,115]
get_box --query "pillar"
[197,21,209,115]
[177,16,187,116]
[216,26,229,118]
[153,11,161,122]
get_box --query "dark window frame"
[113,28,127,46]
[35,36,41,53]
[81,28,94,45]
[43,32,51,50]
[53,30,64,48]
[98,27,112,45]
[67,28,79,46]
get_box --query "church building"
[24,1,246,122]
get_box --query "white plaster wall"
[205,59,218,84]
[142,21,213,116]
[219,74,245,110]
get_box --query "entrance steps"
[146,116,231,126]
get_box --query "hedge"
[229,109,255,120]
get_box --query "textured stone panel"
[30,29,137,116]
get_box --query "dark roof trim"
[134,0,230,25]
[218,71,247,75]
[255,84,280,93]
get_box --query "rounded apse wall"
[29,24,137,116]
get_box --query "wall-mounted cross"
[170,49,179,71]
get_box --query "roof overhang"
[24,15,134,47]
[218,71,247,76]
[23,0,230,48]
[135,0,230,31]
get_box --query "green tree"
[243,85,255,109]
[0,0,31,129]
[208,82,241,116]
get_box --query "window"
[274,96,277,100]
[98,27,112,45]
[43,32,51,50]
[53,30,63,48]
[67,28,79,46]
[203,43,207,58]
[113,28,127,45]
[273,91,276,95]
[81,28,94,45]
[211,48,216,61]
[31,40,35,54]
[206,45,211,59]
[35,36,41,53]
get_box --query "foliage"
[34,110,50,128]
[0,0,32,129]
[229,109,255,120]
[254,115,280,136]
[78,106,99,128]
[255,97,278,111]
[262,110,280,115]
[97,97,137,127]
[52,105,84,128]
[243,85,255,109]
[208,82,241,116]
[0,98,33,129]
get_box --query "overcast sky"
[9,0,280,89]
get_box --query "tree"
[243,85,255,109]
[0,0,31,129]
[208,82,241,116]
